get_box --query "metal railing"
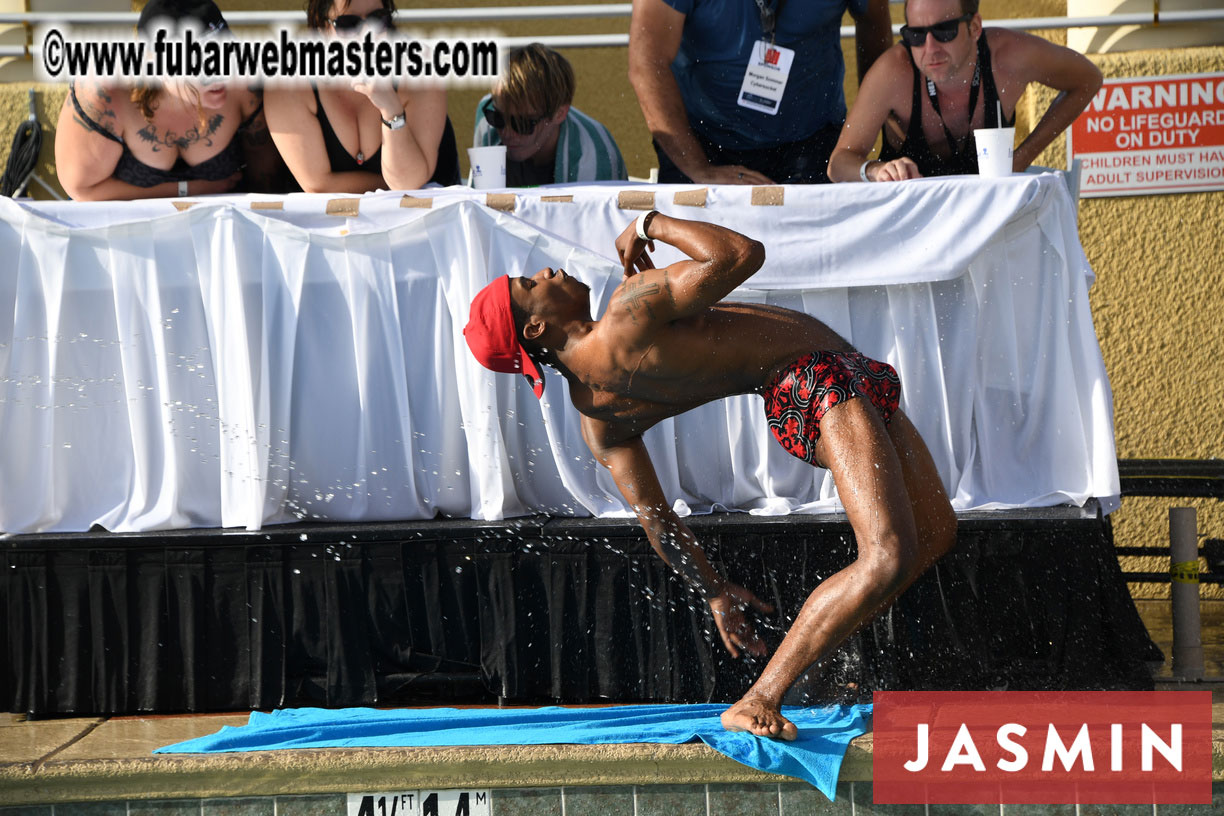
[2,6,1223,58]
[1116,458,1224,585]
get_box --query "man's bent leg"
[722,400,950,739]
[885,409,958,569]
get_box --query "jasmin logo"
[872,691,1212,804]
[903,721,1183,773]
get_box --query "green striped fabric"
[474,95,627,183]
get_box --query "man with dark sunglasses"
[827,0,1102,182]
[473,44,627,186]
[327,5,393,32]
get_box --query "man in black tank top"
[826,0,1102,183]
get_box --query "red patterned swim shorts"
[762,350,901,465]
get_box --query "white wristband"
[859,160,873,183]
[635,209,657,241]
[178,180,189,197]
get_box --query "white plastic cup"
[973,127,1015,177]
[467,145,507,189]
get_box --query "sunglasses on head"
[900,14,973,47]
[483,105,548,135]
[329,8,394,32]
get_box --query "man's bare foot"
[720,695,798,740]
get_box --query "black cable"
[1,91,44,198]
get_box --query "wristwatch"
[381,111,407,130]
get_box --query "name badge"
[737,40,795,115]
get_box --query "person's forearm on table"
[828,145,872,182]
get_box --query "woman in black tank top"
[265,0,461,193]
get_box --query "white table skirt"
[0,175,1118,534]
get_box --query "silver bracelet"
[178,180,189,197]
[635,209,658,241]
[859,160,873,183]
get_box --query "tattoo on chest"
[136,113,225,152]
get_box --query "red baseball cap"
[463,275,545,398]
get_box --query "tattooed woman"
[54,0,284,201]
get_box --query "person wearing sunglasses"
[265,0,461,192]
[472,44,626,187]
[56,0,287,200]
[828,0,1102,182]
[629,0,894,185]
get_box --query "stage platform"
[2,504,1161,718]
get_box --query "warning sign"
[1068,71,1224,197]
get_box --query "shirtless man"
[463,212,957,739]
[827,0,1102,181]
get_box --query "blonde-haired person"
[55,0,285,200]
[473,44,627,186]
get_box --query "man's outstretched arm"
[612,214,766,325]
[582,415,773,657]
[997,29,1103,171]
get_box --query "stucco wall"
[1026,44,1224,599]
[0,2,1220,597]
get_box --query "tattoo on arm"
[618,277,660,322]
[618,271,677,324]
[76,84,119,138]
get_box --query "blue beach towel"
[157,702,872,800]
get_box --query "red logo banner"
[872,691,1213,804]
